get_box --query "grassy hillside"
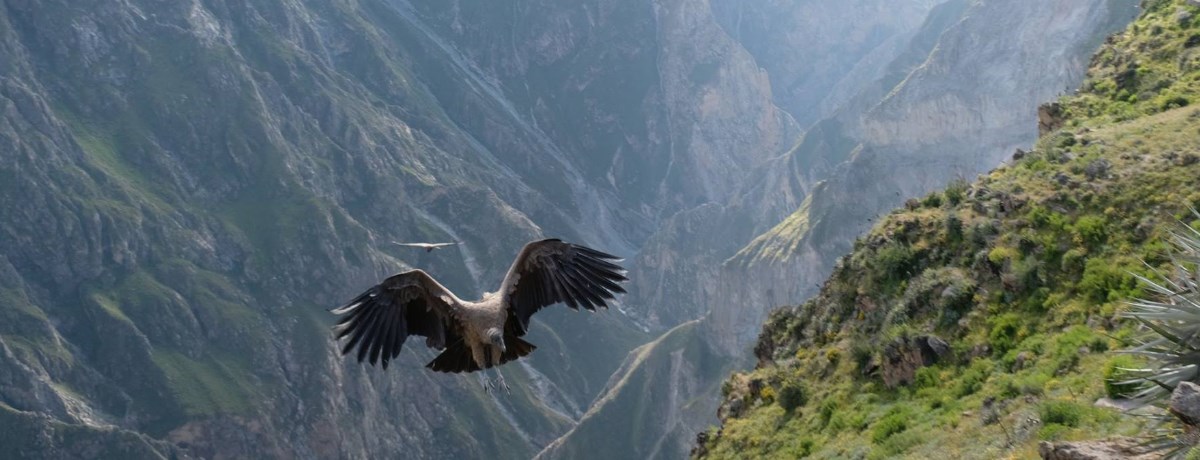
[698,0,1200,458]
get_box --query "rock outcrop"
[880,335,951,388]
[1038,438,1157,460]
[1039,102,1068,136]
[1046,381,1200,459]
[1171,381,1200,427]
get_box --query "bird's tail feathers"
[426,342,480,373]
[424,338,537,373]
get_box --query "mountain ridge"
[699,1,1200,457]
[0,0,935,457]
[537,1,1139,458]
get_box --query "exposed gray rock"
[980,396,1001,426]
[1039,438,1157,460]
[1085,159,1112,180]
[1178,7,1195,25]
[1093,397,1141,412]
[1040,102,1067,136]
[881,335,952,388]
[1014,351,1033,371]
[1171,381,1200,426]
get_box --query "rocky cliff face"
[410,0,800,219]
[0,0,926,457]
[540,1,1140,458]
[0,0,1144,458]
[623,0,943,330]
[708,0,1140,357]
[701,1,1200,453]
[707,0,941,126]
[0,0,740,456]
[0,0,639,457]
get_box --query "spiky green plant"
[1119,222,1200,401]
[1115,219,1200,457]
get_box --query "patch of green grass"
[0,287,48,323]
[1039,399,1085,427]
[1103,354,1142,398]
[734,193,818,267]
[149,350,259,417]
[871,406,912,443]
[90,294,134,325]
[218,180,329,269]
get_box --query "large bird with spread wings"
[331,239,626,391]
[392,241,459,252]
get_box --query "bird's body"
[453,295,508,370]
[332,239,626,381]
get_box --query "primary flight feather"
[331,239,627,382]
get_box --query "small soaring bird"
[392,241,460,252]
[331,239,627,392]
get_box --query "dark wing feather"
[330,270,460,369]
[499,239,627,336]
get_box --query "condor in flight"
[392,241,460,252]
[331,239,627,392]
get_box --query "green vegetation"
[1103,354,1142,399]
[698,2,1200,458]
[1104,220,1200,456]
[149,350,259,416]
[734,192,820,267]
[778,378,809,412]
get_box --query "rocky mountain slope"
[713,0,1140,354]
[0,0,660,457]
[537,1,1141,459]
[0,0,1153,457]
[699,0,1200,457]
[0,0,950,457]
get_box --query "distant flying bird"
[393,241,460,252]
[331,239,627,392]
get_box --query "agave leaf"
[1136,318,1186,347]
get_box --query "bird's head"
[486,327,506,353]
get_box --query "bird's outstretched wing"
[331,270,461,369]
[499,239,627,336]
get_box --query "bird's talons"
[479,373,494,393]
[496,374,511,395]
[478,370,509,395]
